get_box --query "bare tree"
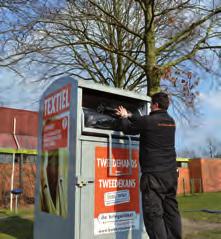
[202,137,221,158]
[0,0,221,107]
[0,0,29,8]
[177,147,197,158]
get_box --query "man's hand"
[115,106,131,118]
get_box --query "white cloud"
[199,91,221,110]
[0,70,45,110]
[176,90,221,156]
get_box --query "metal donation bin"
[34,77,151,239]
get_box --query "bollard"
[199,178,203,193]
[190,178,195,194]
[182,178,186,196]
[10,188,23,213]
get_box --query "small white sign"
[94,211,140,235]
[104,190,130,206]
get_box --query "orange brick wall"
[0,164,14,206]
[22,163,36,201]
[189,159,203,193]
[177,167,190,195]
[0,163,36,206]
[189,159,202,179]
[200,159,221,192]
[189,158,221,193]
[178,159,221,194]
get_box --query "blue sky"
[174,68,221,155]
[0,69,47,110]
[175,90,221,155]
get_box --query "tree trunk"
[144,1,161,96]
[114,0,124,88]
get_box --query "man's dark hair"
[152,92,169,110]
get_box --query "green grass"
[178,192,221,223]
[0,207,34,239]
[178,192,221,239]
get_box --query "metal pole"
[20,154,23,189]
[10,153,15,211]
[15,195,18,214]
[10,117,20,211]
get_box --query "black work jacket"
[121,110,177,173]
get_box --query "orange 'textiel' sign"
[44,85,71,119]
[94,147,140,235]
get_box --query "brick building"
[177,157,221,195]
[0,107,38,206]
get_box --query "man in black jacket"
[115,92,181,239]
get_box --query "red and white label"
[94,147,140,235]
[44,85,71,119]
[43,116,68,151]
[42,84,71,151]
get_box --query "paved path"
[182,217,221,238]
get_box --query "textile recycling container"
[34,77,151,239]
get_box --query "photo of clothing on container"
[40,148,68,218]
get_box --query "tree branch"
[157,6,221,54]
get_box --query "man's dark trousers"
[140,170,182,239]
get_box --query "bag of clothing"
[83,102,143,130]
[83,107,121,130]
